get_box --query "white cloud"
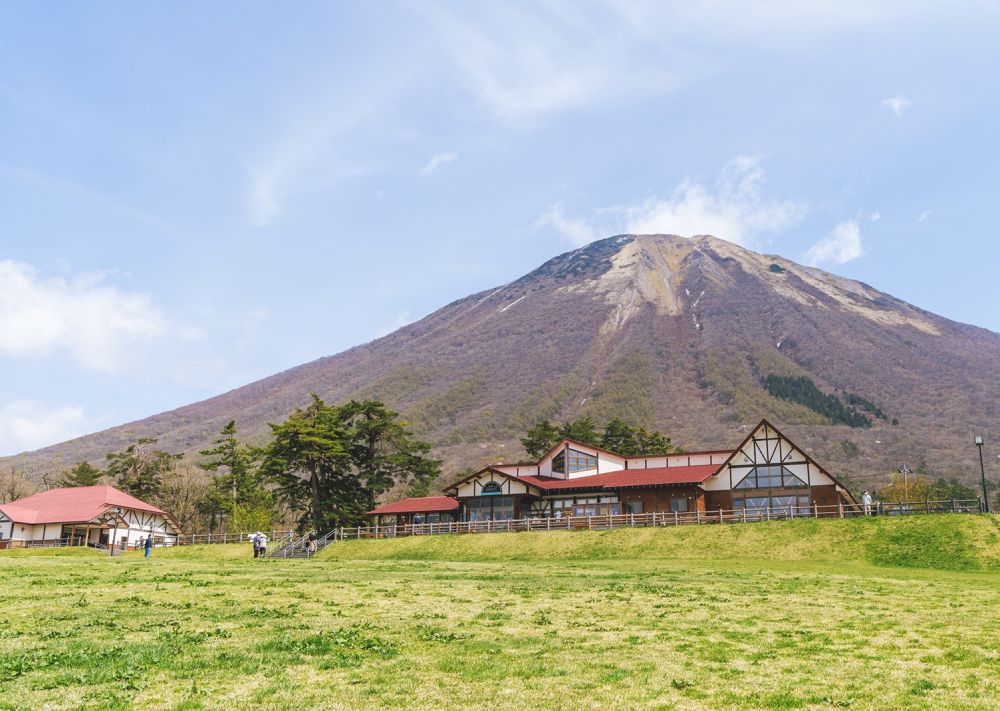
[917,210,931,222]
[419,151,459,176]
[881,95,912,117]
[539,156,804,247]
[804,220,865,267]
[0,400,91,456]
[536,203,599,246]
[870,211,881,221]
[623,156,804,245]
[0,261,166,372]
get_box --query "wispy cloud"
[881,95,912,117]
[870,211,881,222]
[804,220,864,267]
[419,3,681,121]
[917,210,931,222]
[0,399,92,456]
[0,261,166,372]
[535,203,599,246]
[419,151,459,176]
[539,156,804,247]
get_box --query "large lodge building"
[369,420,858,525]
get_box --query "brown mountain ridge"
[8,234,1000,492]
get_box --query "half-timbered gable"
[703,420,855,511]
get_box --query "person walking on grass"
[250,531,261,558]
[144,533,153,558]
[256,532,268,558]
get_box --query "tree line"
[36,396,440,534]
[520,416,680,459]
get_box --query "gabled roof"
[718,419,859,506]
[505,437,732,470]
[367,496,461,515]
[0,485,167,525]
[519,464,720,491]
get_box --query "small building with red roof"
[368,420,857,524]
[0,485,182,550]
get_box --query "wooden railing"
[322,499,985,543]
[172,530,294,547]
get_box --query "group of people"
[249,531,269,558]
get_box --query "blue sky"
[1,1,999,456]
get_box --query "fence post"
[742,508,747,523]
[925,499,930,514]
[838,502,844,519]
[674,511,679,526]
[526,517,531,532]
[696,509,701,524]
[813,503,818,518]
[719,508,724,524]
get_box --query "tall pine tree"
[59,461,104,488]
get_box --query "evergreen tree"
[262,396,440,532]
[634,427,677,455]
[561,417,599,446]
[928,477,977,501]
[199,420,274,531]
[521,420,562,459]
[59,461,103,488]
[105,439,181,501]
[261,396,349,534]
[600,418,640,456]
[337,400,440,507]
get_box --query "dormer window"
[551,450,566,474]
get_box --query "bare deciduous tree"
[0,467,37,504]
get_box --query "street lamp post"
[975,436,990,514]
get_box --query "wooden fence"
[325,499,985,543]
[171,530,294,546]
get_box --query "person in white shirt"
[862,491,873,516]
[256,532,268,558]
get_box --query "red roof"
[518,463,721,491]
[367,496,460,515]
[0,485,166,525]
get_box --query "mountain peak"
[6,233,998,492]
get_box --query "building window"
[551,450,566,474]
[733,495,810,511]
[670,498,689,512]
[466,496,514,522]
[625,500,643,514]
[566,448,598,473]
[734,465,808,490]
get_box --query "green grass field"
[2,515,999,710]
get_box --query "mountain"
[8,234,1000,491]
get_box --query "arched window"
[481,481,503,495]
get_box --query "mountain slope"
[9,234,1000,489]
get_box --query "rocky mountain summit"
[9,235,1000,489]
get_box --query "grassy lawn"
[1,517,999,710]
